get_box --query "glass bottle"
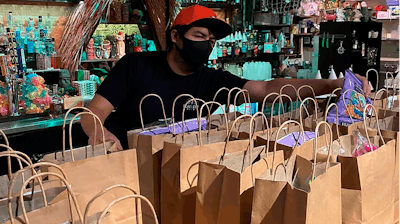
[227,41,232,58]
[7,12,13,30]
[50,84,62,117]
[222,41,227,58]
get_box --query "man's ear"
[171,29,179,44]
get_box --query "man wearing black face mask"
[81,4,371,150]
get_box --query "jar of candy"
[0,81,9,118]
[20,73,51,115]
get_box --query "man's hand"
[356,74,371,98]
[88,128,123,151]
[334,74,371,98]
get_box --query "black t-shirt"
[96,51,248,148]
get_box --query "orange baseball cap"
[172,4,232,40]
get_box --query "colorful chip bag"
[326,69,372,126]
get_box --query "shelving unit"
[0,0,79,6]
[294,33,315,36]
[81,58,119,63]
[181,1,241,9]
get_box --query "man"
[81,4,371,150]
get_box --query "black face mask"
[175,35,212,69]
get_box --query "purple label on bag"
[326,69,372,125]
[277,131,316,147]
[139,118,207,136]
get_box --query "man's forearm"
[244,78,343,103]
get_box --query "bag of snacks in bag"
[326,69,373,126]
[352,129,378,157]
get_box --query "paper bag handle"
[324,103,342,144]
[0,129,11,179]
[227,88,251,117]
[180,98,207,140]
[0,150,45,211]
[198,102,228,145]
[311,121,333,181]
[0,149,34,185]
[249,112,270,186]
[140,94,167,130]
[14,172,83,224]
[326,88,342,111]
[363,104,385,149]
[271,94,293,127]
[373,88,389,128]
[8,161,67,217]
[374,88,389,110]
[366,68,379,95]
[172,94,200,135]
[70,112,107,161]
[212,87,229,112]
[279,84,298,98]
[261,92,279,116]
[97,194,159,224]
[63,107,93,159]
[227,87,243,109]
[222,114,253,161]
[0,129,9,147]
[233,89,251,119]
[279,84,301,118]
[299,97,319,129]
[273,120,305,172]
[341,89,367,124]
[84,184,138,224]
[385,72,396,108]
[297,85,317,117]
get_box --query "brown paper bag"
[377,92,399,119]
[255,120,318,160]
[82,185,159,224]
[43,111,143,223]
[161,113,263,224]
[357,115,399,223]
[251,121,342,224]
[231,92,284,140]
[195,112,284,224]
[5,171,85,224]
[3,161,76,223]
[0,149,37,200]
[42,108,118,165]
[127,95,227,222]
[208,87,250,129]
[46,148,142,224]
[320,104,396,224]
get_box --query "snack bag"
[326,69,373,125]
[352,129,378,157]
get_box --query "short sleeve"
[209,69,249,105]
[96,54,134,108]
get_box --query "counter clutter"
[0,70,397,224]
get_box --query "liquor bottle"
[352,30,358,50]
[217,41,223,58]
[38,16,43,31]
[7,12,13,30]
[222,41,227,58]
[234,39,241,57]
[227,41,232,58]
[51,38,57,68]
[50,84,63,117]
